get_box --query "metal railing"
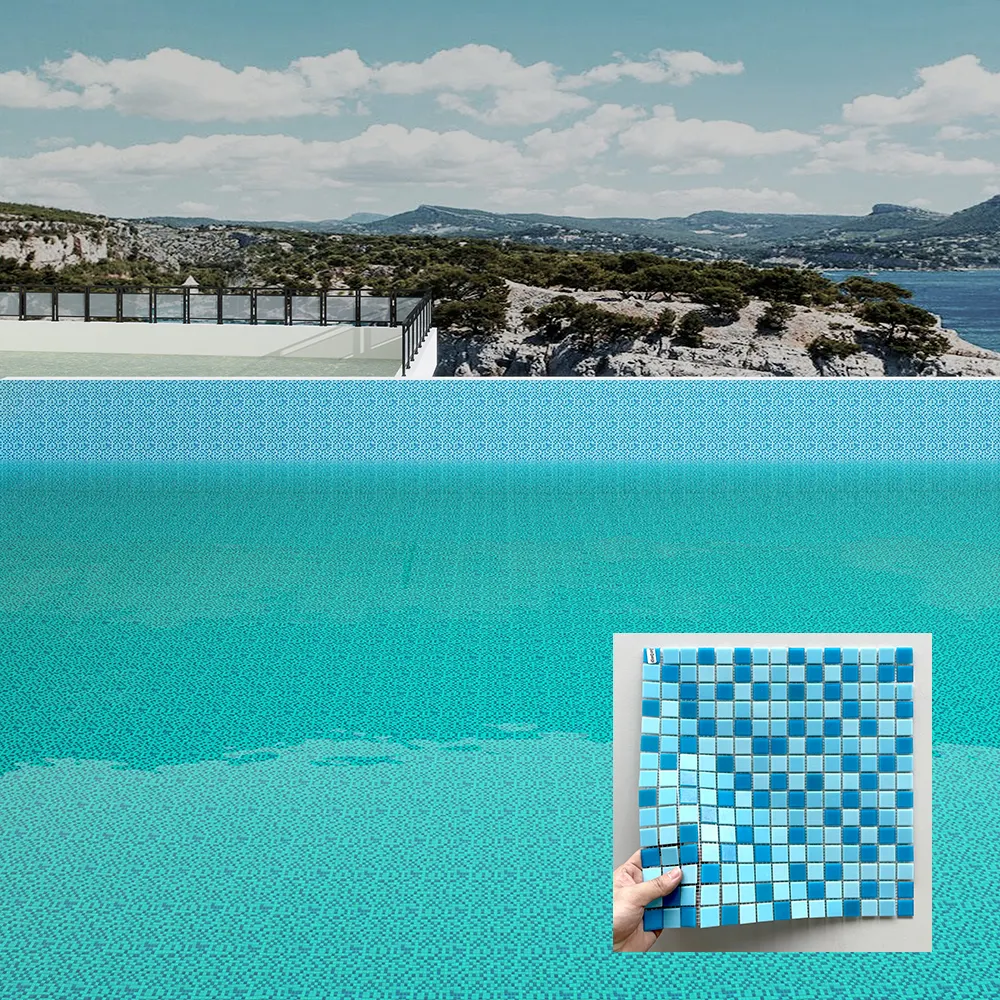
[0,286,431,330]
[400,291,434,376]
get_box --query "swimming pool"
[2,455,999,999]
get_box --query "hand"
[612,850,683,953]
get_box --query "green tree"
[839,276,913,303]
[675,309,707,347]
[756,301,796,334]
[858,299,948,360]
[695,283,748,324]
[649,307,676,354]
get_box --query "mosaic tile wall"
[1,379,1000,461]
[638,646,915,931]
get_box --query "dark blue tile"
[878,663,895,682]
[843,898,861,919]
[842,790,860,809]
[824,681,841,701]
[680,702,697,718]
[679,682,698,700]
[736,826,753,844]
[860,772,878,790]
[824,808,841,826]
[898,881,914,899]
[896,647,913,665]
[823,647,841,664]
[878,754,896,772]
[806,736,824,755]
[774,900,792,921]
[770,773,788,791]
[753,736,769,754]
[860,844,878,863]
[898,899,914,918]
[825,862,842,880]
[721,904,740,926]
[842,700,860,718]
[641,699,660,717]
[679,735,698,753]
[697,647,716,665]
[678,824,698,842]
[753,682,770,700]
[735,773,752,791]
[643,908,664,931]
[860,720,878,738]
[701,863,721,883]
[842,827,860,845]
[787,683,805,702]
[807,664,824,682]
[639,789,656,808]
[897,790,914,809]
[697,718,715,737]
[842,664,859,682]
[897,701,914,718]
[717,755,734,773]
[753,844,771,863]
[718,789,735,807]
[806,772,824,791]
[661,664,680,682]
[860,881,877,899]
[897,664,914,683]
[789,827,806,844]
[842,755,860,772]
[755,882,773,903]
[660,752,677,770]
[753,790,770,808]
[860,808,878,826]
[716,682,734,700]
[896,737,913,755]
[823,718,841,736]
[641,847,660,867]
[771,736,788,754]
[788,790,805,809]
[640,734,660,752]
[807,881,824,900]
[664,884,681,906]
[734,647,752,665]
[735,664,752,683]
[734,718,753,737]
[788,718,806,737]
[878,827,896,845]
[680,843,699,864]
[789,863,806,881]
[680,907,697,928]
[788,648,806,664]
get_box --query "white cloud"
[617,105,818,168]
[798,138,997,176]
[562,49,743,89]
[33,135,76,149]
[559,182,810,217]
[0,128,537,198]
[0,44,746,126]
[935,124,996,141]
[176,200,217,214]
[522,104,643,168]
[843,55,1000,126]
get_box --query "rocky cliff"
[436,281,1000,378]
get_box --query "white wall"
[0,319,401,361]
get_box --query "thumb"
[630,866,682,906]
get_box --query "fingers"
[630,866,682,906]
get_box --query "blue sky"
[0,0,999,220]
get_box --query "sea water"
[825,269,1000,353]
[1,460,998,999]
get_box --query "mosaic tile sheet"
[1,379,1000,462]
[638,645,915,931]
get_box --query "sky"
[0,0,999,221]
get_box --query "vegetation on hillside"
[0,201,103,225]
[0,218,949,362]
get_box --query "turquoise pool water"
[2,460,999,999]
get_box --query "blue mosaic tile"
[638,645,917,929]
